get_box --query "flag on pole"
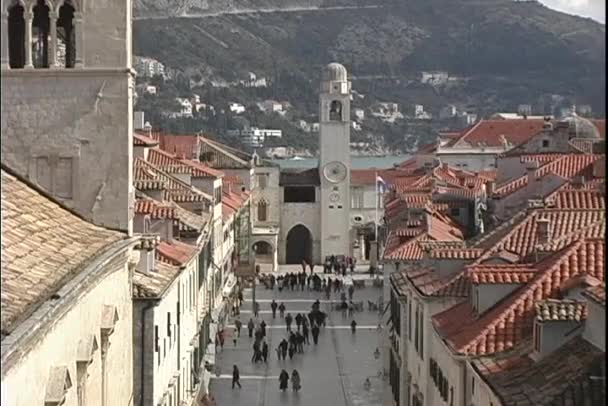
[376,175,387,193]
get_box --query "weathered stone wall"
[0,71,133,233]
[0,252,133,405]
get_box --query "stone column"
[1,12,9,68]
[359,234,366,261]
[370,240,378,269]
[24,11,33,68]
[73,12,83,67]
[48,11,57,67]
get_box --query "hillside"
[132,0,605,151]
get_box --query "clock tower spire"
[318,63,351,259]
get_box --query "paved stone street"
[210,267,385,406]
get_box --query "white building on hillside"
[229,103,246,114]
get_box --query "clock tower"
[318,63,351,259]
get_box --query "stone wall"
[0,70,133,233]
[1,252,133,405]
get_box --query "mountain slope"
[133,0,606,114]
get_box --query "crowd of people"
[229,255,371,394]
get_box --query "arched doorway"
[253,241,273,264]
[285,225,312,264]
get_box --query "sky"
[539,0,605,23]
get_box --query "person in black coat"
[285,313,293,332]
[311,323,320,345]
[278,338,288,360]
[232,365,242,389]
[262,340,269,363]
[279,302,286,318]
[302,321,310,344]
[279,369,290,391]
[247,318,255,338]
[271,300,278,319]
[260,320,267,338]
[295,313,303,331]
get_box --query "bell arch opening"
[285,224,312,265]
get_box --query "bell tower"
[318,62,351,259]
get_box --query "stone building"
[0,167,146,406]
[1,0,135,234]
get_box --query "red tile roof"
[134,200,176,219]
[433,238,605,355]
[147,148,224,178]
[494,154,601,198]
[535,299,587,322]
[350,169,400,186]
[133,132,159,146]
[157,134,199,158]
[471,336,604,406]
[475,208,605,263]
[133,158,212,203]
[451,119,545,148]
[468,264,537,284]
[383,234,426,261]
[428,248,484,259]
[548,189,605,209]
[156,240,198,266]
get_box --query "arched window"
[329,100,342,121]
[32,0,50,68]
[57,0,75,68]
[7,1,25,68]
[257,200,268,222]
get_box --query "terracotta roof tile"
[471,336,604,406]
[468,264,537,284]
[147,148,224,178]
[582,285,606,307]
[157,134,199,159]
[133,158,212,203]
[132,261,181,299]
[548,189,605,209]
[390,272,409,296]
[452,119,545,148]
[475,209,605,263]
[350,169,400,186]
[156,240,199,266]
[433,238,605,355]
[495,154,601,198]
[535,299,587,322]
[135,199,176,219]
[1,169,125,335]
[383,234,426,261]
[133,131,160,146]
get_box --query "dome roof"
[322,63,348,82]
[561,109,600,139]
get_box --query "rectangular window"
[257,174,267,189]
[351,188,364,209]
[542,140,550,148]
[284,186,315,202]
[408,300,412,340]
[167,313,171,337]
[471,377,475,395]
[154,326,159,352]
[414,306,419,352]
[55,157,73,199]
[418,305,424,359]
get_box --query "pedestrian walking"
[302,322,309,344]
[218,329,225,350]
[279,302,286,318]
[235,319,242,337]
[348,301,354,318]
[232,365,242,389]
[296,332,304,353]
[351,319,357,334]
[285,313,293,332]
[260,320,267,337]
[311,323,320,345]
[279,338,288,360]
[301,259,307,273]
[295,313,303,332]
[348,285,355,301]
[262,340,269,363]
[279,369,290,391]
[252,340,261,363]
[288,342,296,359]
[292,370,301,392]
[253,301,260,318]
[247,318,254,338]
[238,290,244,306]
[271,299,278,319]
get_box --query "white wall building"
[229,103,246,114]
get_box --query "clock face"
[329,192,340,202]
[323,161,347,183]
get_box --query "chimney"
[486,181,495,197]
[137,249,156,273]
[536,218,551,246]
[572,176,585,188]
